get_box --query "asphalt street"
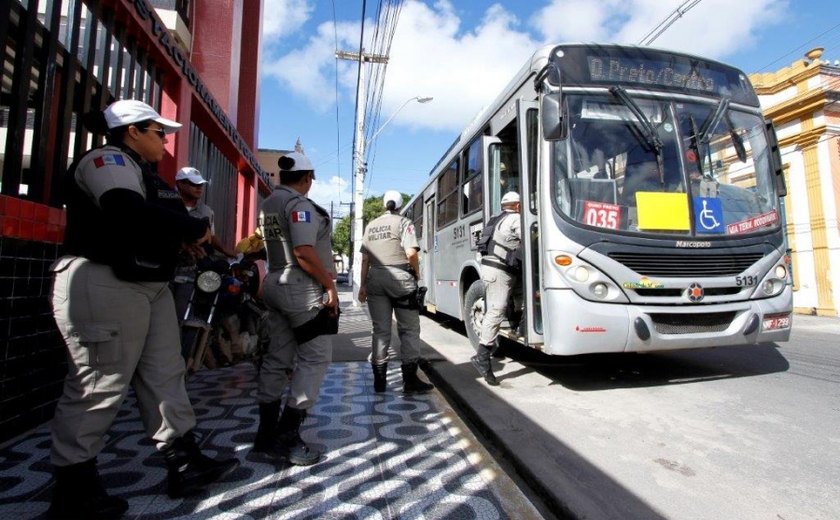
[414,310,840,520]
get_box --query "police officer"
[252,151,338,466]
[47,99,238,519]
[174,167,237,259]
[358,190,434,394]
[472,191,522,386]
[173,166,243,365]
[171,167,237,342]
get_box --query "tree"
[332,192,411,257]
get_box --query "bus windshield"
[552,93,781,237]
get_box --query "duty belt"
[481,256,517,275]
[372,264,413,273]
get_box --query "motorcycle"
[180,256,242,376]
[228,257,266,357]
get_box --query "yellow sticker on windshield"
[636,192,690,231]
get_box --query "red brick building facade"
[0,0,270,442]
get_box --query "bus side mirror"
[765,119,786,197]
[541,93,564,141]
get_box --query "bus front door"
[518,99,544,347]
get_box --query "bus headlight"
[774,264,787,279]
[762,279,783,296]
[548,250,628,303]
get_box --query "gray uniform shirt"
[361,212,419,266]
[489,211,521,260]
[186,200,215,234]
[75,145,146,203]
[259,185,334,275]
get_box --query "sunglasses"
[143,127,167,139]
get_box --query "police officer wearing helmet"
[47,99,239,519]
[473,191,522,386]
[253,150,338,466]
[358,190,434,394]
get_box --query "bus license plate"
[762,313,791,331]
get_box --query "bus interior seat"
[569,177,618,205]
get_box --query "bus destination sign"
[587,56,720,93]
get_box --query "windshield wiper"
[696,98,729,145]
[609,86,664,183]
[694,98,747,167]
[725,112,747,162]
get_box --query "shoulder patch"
[93,154,126,168]
[291,211,311,223]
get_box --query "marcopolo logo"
[675,240,711,248]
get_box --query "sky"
[256,0,840,218]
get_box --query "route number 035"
[583,201,620,230]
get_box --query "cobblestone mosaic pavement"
[0,361,512,519]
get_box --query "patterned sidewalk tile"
[0,362,509,519]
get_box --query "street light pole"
[349,95,433,305]
[336,48,389,305]
[367,96,433,146]
[350,61,368,306]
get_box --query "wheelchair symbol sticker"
[693,197,724,234]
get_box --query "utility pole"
[336,48,388,304]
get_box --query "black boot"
[401,362,434,394]
[162,431,240,498]
[372,362,388,393]
[47,458,128,519]
[273,406,321,466]
[252,400,282,452]
[470,344,499,386]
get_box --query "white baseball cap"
[175,167,208,185]
[501,191,520,204]
[383,190,403,209]
[103,99,182,133]
[278,151,314,172]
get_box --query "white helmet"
[501,191,520,205]
[383,190,403,209]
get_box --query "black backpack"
[476,213,506,256]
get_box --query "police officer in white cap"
[473,191,522,386]
[47,99,238,519]
[174,167,237,258]
[252,150,338,466]
[172,167,236,326]
[358,190,434,394]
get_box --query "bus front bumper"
[541,286,793,355]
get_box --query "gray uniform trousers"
[49,257,196,466]
[366,265,422,365]
[479,263,517,346]
[257,268,332,409]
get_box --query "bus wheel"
[463,280,485,352]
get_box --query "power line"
[638,0,703,46]
[363,0,405,196]
[756,21,840,72]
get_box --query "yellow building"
[750,47,840,316]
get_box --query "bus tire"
[463,280,486,353]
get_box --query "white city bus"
[403,43,792,355]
